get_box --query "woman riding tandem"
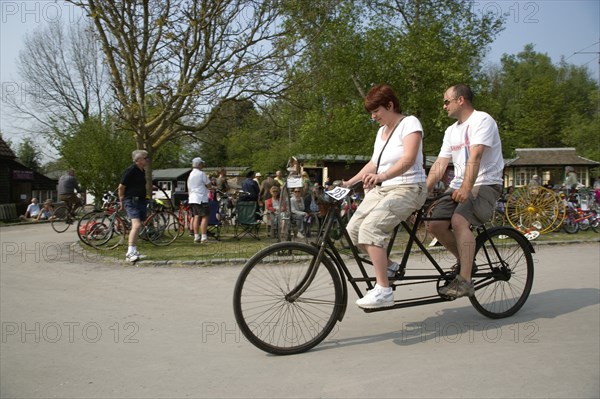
[342,84,427,309]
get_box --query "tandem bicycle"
[233,186,535,355]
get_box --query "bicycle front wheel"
[470,227,534,319]
[51,206,71,233]
[146,211,180,246]
[233,242,344,355]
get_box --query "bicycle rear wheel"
[233,242,344,355]
[470,227,534,319]
[77,210,105,247]
[88,214,126,250]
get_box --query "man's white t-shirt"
[187,169,210,204]
[438,110,504,189]
[372,115,426,186]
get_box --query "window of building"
[515,167,537,187]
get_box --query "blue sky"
[1,0,599,153]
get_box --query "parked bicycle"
[562,200,599,234]
[79,194,180,249]
[233,187,535,355]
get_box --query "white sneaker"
[297,231,305,239]
[126,251,145,262]
[388,262,400,278]
[355,284,394,309]
[126,252,140,262]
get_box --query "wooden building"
[504,148,600,188]
[0,136,57,218]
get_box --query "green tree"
[60,117,134,201]
[17,138,42,171]
[275,0,504,158]
[66,0,314,193]
[479,45,598,158]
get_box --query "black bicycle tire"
[88,213,126,250]
[561,213,580,234]
[147,211,180,246]
[76,210,105,247]
[51,206,71,233]
[233,241,344,355]
[469,227,534,319]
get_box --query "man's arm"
[452,144,486,203]
[426,157,450,193]
[118,184,126,206]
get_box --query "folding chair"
[234,201,261,240]
[206,200,222,241]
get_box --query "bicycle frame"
[289,194,534,316]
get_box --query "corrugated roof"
[505,148,600,166]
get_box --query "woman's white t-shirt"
[371,115,426,186]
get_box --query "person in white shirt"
[342,84,427,309]
[426,83,504,298]
[20,198,41,221]
[187,157,212,243]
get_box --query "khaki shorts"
[430,185,502,226]
[346,183,427,248]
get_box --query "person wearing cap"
[254,172,262,185]
[118,150,149,262]
[187,157,212,243]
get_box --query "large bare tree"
[66,0,308,192]
[8,20,111,142]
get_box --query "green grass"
[79,223,599,264]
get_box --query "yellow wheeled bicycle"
[505,186,564,237]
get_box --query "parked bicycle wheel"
[88,213,127,250]
[469,227,534,319]
[233,241,344,355]
[146,211,180,246]
[77,210,106,247]
[561,211,580,234]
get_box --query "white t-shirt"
[371,115,426,185]
[187,168,210,204]
[438,110,504,189]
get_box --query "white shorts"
[346,183,427,248]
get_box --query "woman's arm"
[363,131,422,188]
[343,161,377,188]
